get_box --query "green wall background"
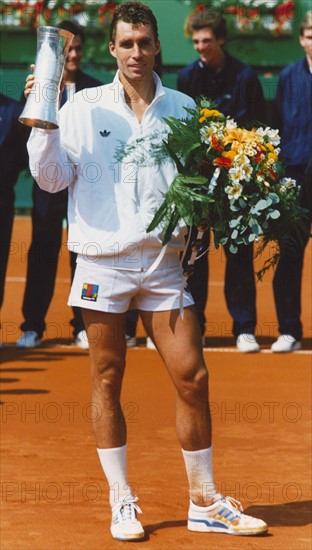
[1,0,311,207]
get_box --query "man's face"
[192,28,224,66]
[65,35,83,74]
[299,28,312,62]
[109,21,160,82]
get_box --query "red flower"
[275,1,294,21]
[211,135,223,152]
[214,157,232,169]
[268,168,278,181]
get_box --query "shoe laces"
[112,495,142,523]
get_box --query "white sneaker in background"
[16,331,42,348]
[75,330,89,350]
[236,333,260,353]
[126,334,137,347]
[146,336,156,350]
[271,335,301,353]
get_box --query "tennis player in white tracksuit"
[25,1,268,542]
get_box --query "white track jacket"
[28,72,195,260]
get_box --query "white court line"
[7,276,71,283]
[2,344,311,354]
[202,347,311,355]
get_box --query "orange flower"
[214,157,232,169]
[224,127,259,147]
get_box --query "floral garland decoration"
[183,1,294,37]
[0,0,118,28]
[145,98,308,280]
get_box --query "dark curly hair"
[110,1,159,43]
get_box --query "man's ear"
[109,41,117,59]
[155,40,161,56]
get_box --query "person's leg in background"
[16,184,67,347]
[125,309,139,347]
[69,249,89,349]
[272,164,311,352]
[0,175,15,312]
[224,243,259,353]
[183,228,210,343]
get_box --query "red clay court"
[1,217,311,549]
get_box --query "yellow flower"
[222,150,236,161]
[265,142,275,152]
[268,151,278,162]
[199,108,223,123]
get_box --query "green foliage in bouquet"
[146,98,308,279]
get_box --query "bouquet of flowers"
[146,98,307,279]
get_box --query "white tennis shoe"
[110,495,145,541]
[188,494,268,535]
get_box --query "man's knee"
[177,365,208,404]
[92,354,126,396]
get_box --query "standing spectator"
[25,1,268,540]
[178,9,266,352]
[0,94,29,340]
[16,20,103,349]
[271,11,312,352]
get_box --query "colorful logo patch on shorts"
[81,283,99,302]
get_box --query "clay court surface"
[1,217,311,550]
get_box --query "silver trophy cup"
[19,26,74,129]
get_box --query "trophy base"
[19,117,59,129]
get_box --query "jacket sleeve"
[27,127,77,193]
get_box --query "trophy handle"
[19,26,74,129]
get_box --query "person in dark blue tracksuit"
[16,20,103,349]
[271,11,312,352]
[177,9,266,352]
[0,94,29,318]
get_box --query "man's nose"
[132,44,143,57]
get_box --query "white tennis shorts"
[68,249,194,313]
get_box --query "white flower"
[229,166,245,183]
[225,118,237,129]
[225,183,243,200]
[279,177,297,193]
[256,126,280,146]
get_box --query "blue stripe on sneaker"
[188,517,231,529]
[223,510,236,520]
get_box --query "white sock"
[97,445,133,508]
[182,447,216,505]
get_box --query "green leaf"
[146,201,169,233]
[253,199,271,211]
[268,193,280,204]
[163,140,184,174]
[269,210,281,219]
[162,209,181,245]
